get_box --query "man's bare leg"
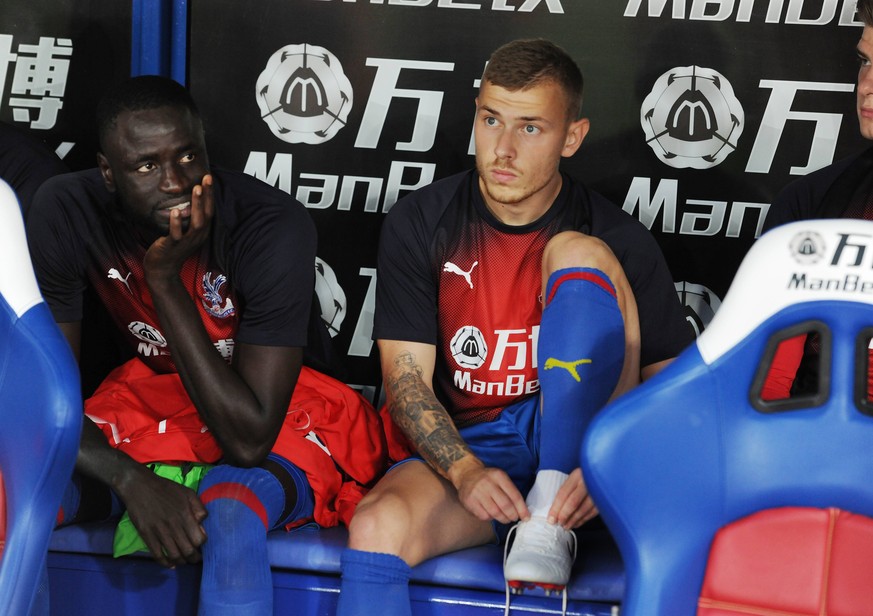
[337,460,496,615]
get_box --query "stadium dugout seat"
[48,521,623,615]
[582,218,873,616]
[0,179,82,615]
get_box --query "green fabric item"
[112,462,214,558]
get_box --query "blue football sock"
[538,267,625,472]
[196,457,313,616]
[337,549,412,616]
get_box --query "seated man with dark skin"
[27,76,388,616]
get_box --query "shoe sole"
[507,579,566,592]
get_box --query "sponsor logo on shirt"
[450,325,488,369]
[107,268,132,294]
[128,321,166,346]
[450,326,541,397]
[128,321,170,358]
[443,260,478,289]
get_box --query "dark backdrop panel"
[189,1,867,387]
[1,0,132,394]
[0,0,131,171]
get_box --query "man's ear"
[96,152,116,193]
[561,117,590,158]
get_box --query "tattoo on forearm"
[394,351,422,374]
[387,351,472,476]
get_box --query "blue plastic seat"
[582,219,873,616]
[0,179,81,615]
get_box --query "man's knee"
[542,231,619,276]
[347,489,415,553]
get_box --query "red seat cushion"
[698,507,873,616]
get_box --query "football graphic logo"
[256,43,353,145]
[675,281,722,337]
[641,65,744,170]
[315,257,347,338]
[789,231,826,265]
[450,325,488,370]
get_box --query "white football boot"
[503,516,576,616]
